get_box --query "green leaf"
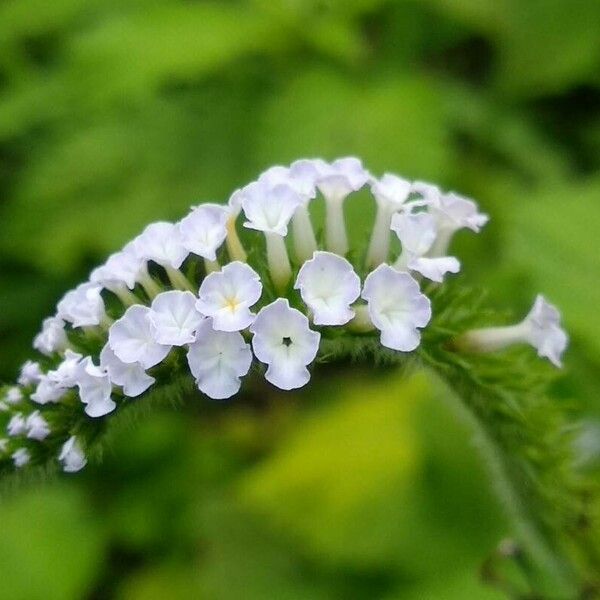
[254,70,452,180]
[422,0,600,96]
[0,484,106,600]
[505,178,600,354]
[239,372,505,575]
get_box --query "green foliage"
[0,484,105,600]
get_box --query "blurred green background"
[1,0,599,598]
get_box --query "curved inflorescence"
[0,157,568,474]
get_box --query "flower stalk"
[265,232,292,292]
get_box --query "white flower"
[372,174,413,209]
[109,305,172,369]
[30,350,83,405]
[458,295,568,368]
[75,357,115,418]
[391,212,460,282]
[392,210,436,255]
[133,221,188,270]
[525,296,568,366]
[412,182,488,255]
[411,180,442,202]
[433,191,489,234]
[294,252,361,325]
[316,157,370,201]
[57,282,107,328]
[12,448,30,468]
[90,245,146,291]
[366,173,412,268]
[147,291,204,346]
[240,181,300,290]
[179,203,229,261]
[261,163,317,200]
[196,262,262,332]
[315,157,370,256]
[100,345,155,398]
[7,413,27,437]
[407,255,461,283]
[59,436,87,473]
[250,298,320,390]
[241,181,302,237]
[187,320,253,400]
[361,264,432,351]
[18,361,43,386]
[31,375,68,405]
[264,163,319,261]
[48,350,84,388]
[26,411,51,441]
[5,386,23,405]
[33,316,69,356]
[288,159,322,198]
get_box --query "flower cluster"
[0,157,568,474]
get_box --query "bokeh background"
[1,1,599,598]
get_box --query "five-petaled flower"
[196,261,262,332]
[362,264,432,351]
[179,204,229,262]
[250,299,321,390]
[294,252,361,326]
[109,305,171,369]
[148,290,204,346]
[187,319,253,399]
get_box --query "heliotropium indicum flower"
[5,387,23,405]
[57,283,109,328]
[148,290,204,346]
[18,361,43,386]
[240,180,301,291]
[187,319,253,399]
[7,414,27,437]
[90,245,148,305]
[179,203,229,265]
[0,157,567,475]
[133,222,191,291]
[391,212,460,282]
[33,316,69,356]
[361,264,432,351]
[100,345,155,398]
[267,162,319,262]
[12,448,31,468]
[366,173,412,268]
[196,261,262,332]
[294,252,360,325]
[250,299,320,390]
[26,411,51,441]
[315,157,370,256]
[59,437,87,473]
[412,182,489,255]
[109,305,171,368]
[457,295,568,367]
[75,357,115,418]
